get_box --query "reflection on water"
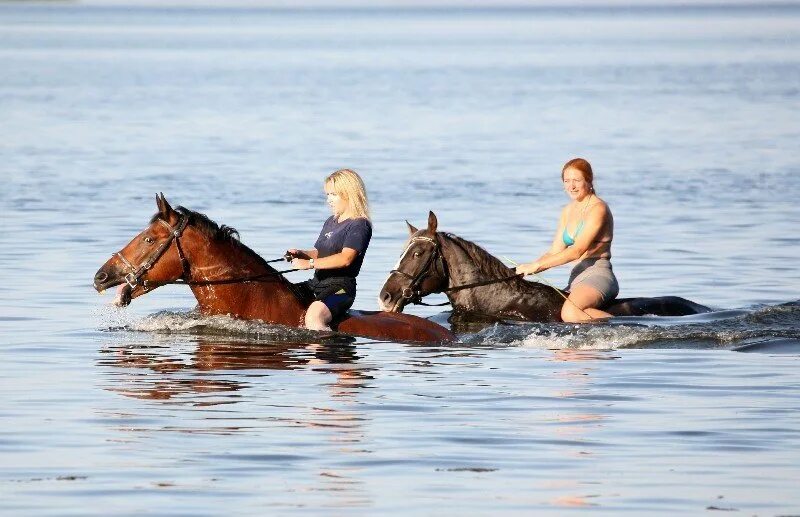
[98,338,368,402]
[541,350,612,508]
[96,338,377,505]
[2,322,796,513]
[549,349,619,362]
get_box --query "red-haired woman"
[516,158,618,322]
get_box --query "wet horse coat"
[93,195,454,344]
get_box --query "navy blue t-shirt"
[313,216,372,281]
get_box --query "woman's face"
[562,167,592,201]
[325,182,348,217]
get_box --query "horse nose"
[94,271,108,284]
[380,290,393,304]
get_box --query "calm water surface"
[2,4,800,514]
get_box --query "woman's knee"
[561,286,603,322]
[561,301,588,322]
[305,301,332,330]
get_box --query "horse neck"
[181,227,306,322]
[438,233,563,319]
[439,233,513,287]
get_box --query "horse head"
[93,193,192,306]
[378,211,449,313]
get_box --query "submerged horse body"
[379,212,711,322]
[93,195,454,344]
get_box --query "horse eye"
[413,251,421,257]
[144,236,154,244]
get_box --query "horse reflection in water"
[99,337,371,499]
[98,338,369,402]
[379,212,711,323]
[93,194,453,344]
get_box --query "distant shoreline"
[2,0,800,10]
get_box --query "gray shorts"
[567,258,619,303]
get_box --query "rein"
[141,269,299,290]
[391,235,523,306]
[443,274,524,293]
[411,274,526,307]
[113,212,300,292]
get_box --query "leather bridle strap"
[389,236,444,304]
[173,230,192,282]
[113,215,190,291]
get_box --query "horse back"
[606,296,711,317]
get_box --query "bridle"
[389,235,448,305]
[113,214,191,293]
[113,211,296,293]
[389,233,524,307]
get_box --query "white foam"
[514,325,647,350]
[98,309,321,343]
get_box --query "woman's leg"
[305,300,333,331]
[561,284,613,322]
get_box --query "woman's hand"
[285,248,309,260]
[291,258,313,270]
[516,262,542,276]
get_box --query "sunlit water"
[2,3,800,514]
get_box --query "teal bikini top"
[562,220,585,246]
[562,195,593,247]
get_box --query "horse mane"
[151,207,240,242]
[440,232,523,281]
[153,207,312,304]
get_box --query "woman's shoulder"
[321,215,337,228]
[588,196,610,216]
[344,216,372,230]
[348,215,371,224]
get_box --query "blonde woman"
[516,158,618,322]
[287,169,372,331]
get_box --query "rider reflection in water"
[286,169,373,331]
[516,158,618,322]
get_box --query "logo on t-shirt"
[325,232,333,239]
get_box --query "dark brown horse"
[378,212,711,322]
[93,195,454,344]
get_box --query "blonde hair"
[326,168,371,221]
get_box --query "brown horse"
[93,195,454,344]
[378,212,711,322]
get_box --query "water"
[2,3,800,514]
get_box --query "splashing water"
[461,302,800,351]
[95,307,335,344]
[93,302,800,352]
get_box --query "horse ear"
[406,220,418,235]
[157,192,174,219]
[427,211,438,234]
